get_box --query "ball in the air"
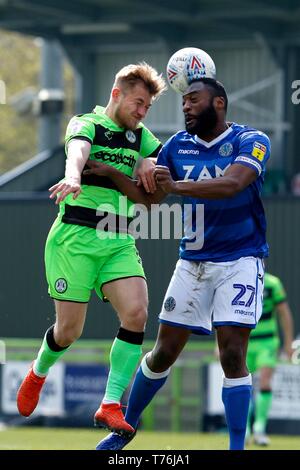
[166,47,216,94]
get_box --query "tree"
[0,29,74,174]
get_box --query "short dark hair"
[190,78,228,111]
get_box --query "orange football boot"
[17,366,46,417]
[94,403,134,437]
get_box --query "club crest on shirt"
[164,296,176,312]
[55,278,68,293]
[125,130,136,143]
[219,142,233,157]
[104,130,113,140]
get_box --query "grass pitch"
[0,427,299,450]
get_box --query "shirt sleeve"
[139,125,162,158]
[234,131,271,176]
[157,137,177,179]
[65,115,96,149]
[157,145,169,166]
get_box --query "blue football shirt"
[157,123,270,262]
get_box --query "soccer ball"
[166,47,216,94]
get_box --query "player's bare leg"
[147,323,191,371]
[94,277,148,436]
[17,301,87,417]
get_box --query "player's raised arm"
[49,139,91,204]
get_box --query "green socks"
[33,326,69,376]
[103,331,144,403]
[253,390,272,434]
[33,326,143,404]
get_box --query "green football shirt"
[60,105,161,223]
[250,272,287,340]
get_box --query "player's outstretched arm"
[84,160,165,209]
[277,301,294,359]
[154,163,257,199]
[49,139,91,204]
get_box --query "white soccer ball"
[166,47,216,94]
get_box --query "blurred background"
[0,0,300,447]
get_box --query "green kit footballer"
[17,62,166,436]
[246,272,294,445]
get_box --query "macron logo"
[178,149,199,155]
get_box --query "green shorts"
[45,218,145,302]
[247,337,279,373]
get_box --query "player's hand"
[135,158,156,193]
[49,178,81,204]
[284,343,294,360]
[83,159,111,177]
[154,165,176,193]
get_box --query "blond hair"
[114,62,167,99]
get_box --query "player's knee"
[55,325,82,347]
[220,346,244,376]
[123,304,148,330]
[260,377,272,390]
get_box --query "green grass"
[0,427,299,450]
